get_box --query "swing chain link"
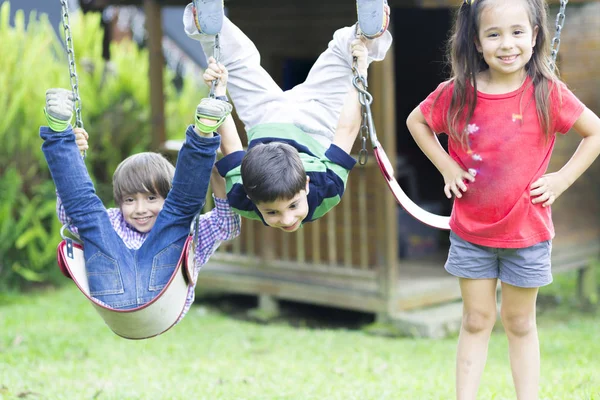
[59,0,83,129]
[352,58,373,166]
[209,34,221,98]
[550,0,568,72]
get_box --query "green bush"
[0,2,207,290]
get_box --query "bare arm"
[201,57,243,155]
[332,88,363,154]
[210,165,227,199]
[216,114,243,156]
[332,38,369,154]
[530,107,600,206]
[406,106,474,198]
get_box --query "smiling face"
[476,1,538,85]
[255,190,310,233]
[120,192,165,233]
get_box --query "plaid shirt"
[57,195,241,322]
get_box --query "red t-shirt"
[419,77,584,248]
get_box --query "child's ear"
[305,175,310,194]
[532,25,539,47]
[474,38,482,54]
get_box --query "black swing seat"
[56,235,196,340]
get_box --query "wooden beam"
[370,42,399,315]
[144,0,166,151]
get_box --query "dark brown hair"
[241,142,306,204]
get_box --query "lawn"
[0,272,599,400]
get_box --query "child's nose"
[134,202,146,213]
[500,36,514,48]
[280,212,295,225]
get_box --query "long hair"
[437,0,559,148]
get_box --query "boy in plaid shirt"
[42,88,240,313]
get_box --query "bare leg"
[456,278,498,400]
[500,282,540,400]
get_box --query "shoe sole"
[196,98,232,119]
[357,0,386,38]
[192,0,224,35]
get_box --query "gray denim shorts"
[445,231,553,288]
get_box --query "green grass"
[0,273,599,400]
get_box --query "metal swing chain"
[352,58,374,165]
[191,34,223,249]
[59,0,84,130]
[58,0,86,238]
[209,33,221,98]
[550,0,568,72]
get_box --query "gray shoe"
[357,0,390,39]
[196,97,232,120]
[45,88,74,122]
[194,97,232,133]
[192,0,224,35]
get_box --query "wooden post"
[144,0,166,151]
[370,43,398,319]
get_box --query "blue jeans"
[41,125,220,309]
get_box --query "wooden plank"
[198,271,386,313]
[312,218,321,264]
[245,220,255,257]
[368,43,399,309]
[342,189,352,267]
[281,229,290,261]
[296,226,306,263]
[327,208,337,265]
[358,167,369,269]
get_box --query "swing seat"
[56,236,196,340]
[373,146,451,230]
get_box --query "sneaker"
[195,97,232,133]
[44,88,74,132]
[356,0,390,39]
[191,0,224,35]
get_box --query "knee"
[462,308,496,334]
[500,311,536,337]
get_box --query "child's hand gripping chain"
[73,128,89,153]
[194,56,233,135]
[351,37,369,80]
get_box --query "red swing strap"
[351,56,451,230]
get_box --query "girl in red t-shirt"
[407,0,600,399]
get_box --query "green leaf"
[12,261,45,282]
